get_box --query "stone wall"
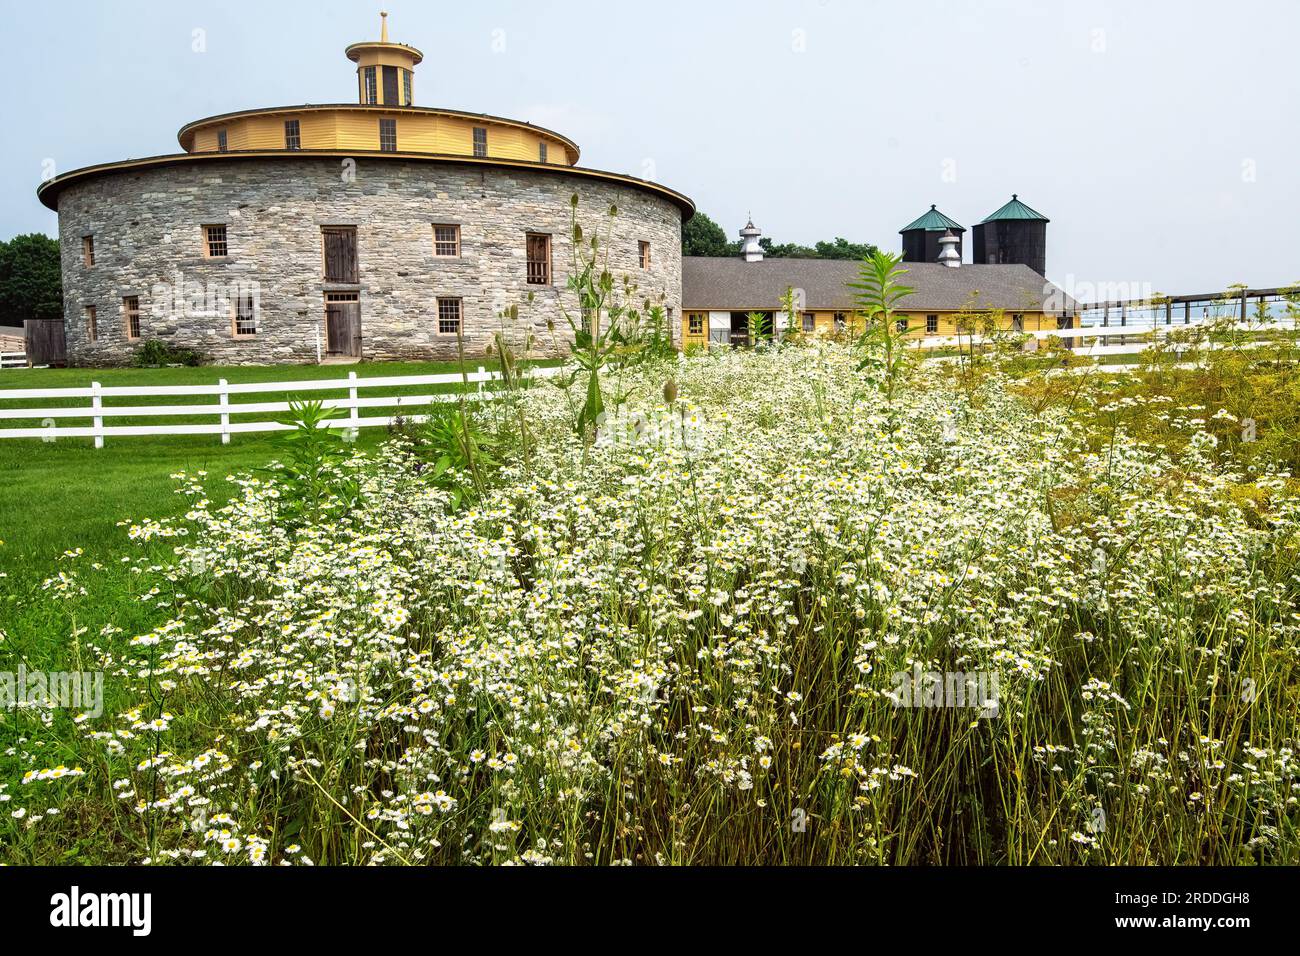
[56,157,684,365]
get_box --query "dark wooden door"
[326,302,361,357]
[322,227,358,283]
[729,312,750,349]
[24,319,67,367]
[382,66,399,106]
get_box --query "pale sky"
[3,0,1297,295]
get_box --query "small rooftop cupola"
[346,12,424,107]
[936,229,961,268]
[972,194,1050,276]
[900,204,964,263]
[739,217,764,262]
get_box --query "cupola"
[346,12,423,107]
[937,229,961,268]
[739,218,764,262]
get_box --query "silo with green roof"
[900,204,965,264]
[972,194,1049,276]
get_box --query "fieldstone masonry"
[57,158,683,365]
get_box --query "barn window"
[82,235,94,267]
[362,66,377,104]
[382,65,399,105]
[688,313,705,336]
[473,127,487,158]
[284,119,301,150]
[402,69,413,106]
[538,141,548,164]
[802,312,815,332]
[1057,314,1073,330]
[1011,313,1024,332]
[85,305,97,342]
[896,316,909,333]
[639,241,651,269]
[379,119,397,152]
[926,314,939,334]
[233,291,257,336]
[123,296,141,340]
[833,312,846,331]
[437,297,462,335]
[525,233,551,285]
[433,224,460,257]
[216,129,228,152]
[321,226,358,283]
[204,224,228,258]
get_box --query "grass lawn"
[0,358,552,582]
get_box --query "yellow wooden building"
[681,217,1077,348]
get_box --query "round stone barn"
[38,15,693,366]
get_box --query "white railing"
[913,318,1297,356]
[0,352,27,369]
[0,366,562,447]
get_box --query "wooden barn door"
[24,319,67,367]
[325,295,361,357]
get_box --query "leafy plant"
[414,406,498,510]
[132,339,204,368]
[849,250,914,408]
[268,399,358,527]
[780,286,801,343]
[544,194,667,443]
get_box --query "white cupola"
[937,229,961,268]
[739,217,764,262]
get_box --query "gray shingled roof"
[682,257,1078,312]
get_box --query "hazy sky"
[3,0,1297,295]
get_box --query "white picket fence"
[0,366,562,447]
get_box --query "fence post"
[219,378,230,445]
[477,365,486,397]
[348,371,359,432]
[91,380,104,449]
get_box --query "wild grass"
[2,334,1296,865]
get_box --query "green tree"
[761,236,879,259]
[684,211,879,261]
[681,211,734,257]
[0,233,62,325]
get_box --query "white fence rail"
[0,366,562,447]
[0,352,27,369]
[912,318,1297,355]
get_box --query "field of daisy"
[2,306,1298,865]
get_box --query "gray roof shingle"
[682,257,1078,313]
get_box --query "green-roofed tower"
[900,204,965,264]
[973,194,1049,276]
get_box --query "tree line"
[681,211,878,260]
